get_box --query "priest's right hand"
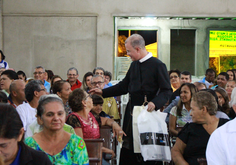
[89,88,103,95]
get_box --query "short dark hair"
[69,88,86,112]
[16,70,27,81]
[0,104,23,139]
[50,75,62,86]
[52,80,68,94]
[218,72,229,81]
[25,80,44,102]
[91,94,104,105]
[0,50,6,60]
[93,67,105,75]
[1,70,18,80]
[206,68,216,75]
[181,71,192,80]
[104,71,112,80]
[169,69,181,77]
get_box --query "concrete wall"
[3,16,96,79]
[2,0,236,79]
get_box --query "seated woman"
[45,70,54,84]
[82,72,93,92]
[66,88,126,159]
[202,89,229,120]
[225,80,236,102]
[25,95,89,165]
[169,69,181,92]
[91,94,110,118]
[17,70,27,82]
[215,87,230,116]
[52,80,72,116]
[169,83,198,136]
[50,75,62,93]
[0,104,52,165]
[227,69,235,81]
[25,94,75,139]
[171,91,229,165]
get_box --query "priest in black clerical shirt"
[90,34,172,165]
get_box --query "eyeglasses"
[170,75,178,79]
[67,74,77,77]
[84,94,92,100]
[91,81,104,86]
[95,72,104,76]
[33,72,44,75]
[39,88,47,92]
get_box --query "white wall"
[2,0,236,78]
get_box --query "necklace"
[80,114,93,128]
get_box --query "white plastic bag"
[137,107,171,162]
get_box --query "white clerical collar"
[139,52,152,63]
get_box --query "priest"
[90,34,172,165]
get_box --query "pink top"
[68,112,100,139]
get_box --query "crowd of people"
[0,34,236,165]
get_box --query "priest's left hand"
[147,102,155,112]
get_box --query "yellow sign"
[209,30,236,57]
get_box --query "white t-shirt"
[206,118,235,165]
[16,102,37,131]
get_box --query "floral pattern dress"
[25,134,89,165]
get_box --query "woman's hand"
[101,117,127,142]
[102,147,115,158]
[111,121,126,142]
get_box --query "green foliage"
[209,56,236,74]
[220,56,236,72]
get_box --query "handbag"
[137,108,171,162]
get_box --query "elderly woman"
[171,91,229,165]
[25,95,89,165]
[52,80,72,116]
[169,83,198,136]
[0,104,52,165]
[66,88,126,159]
[169,69,181,92]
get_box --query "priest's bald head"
[125,34,148,61]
